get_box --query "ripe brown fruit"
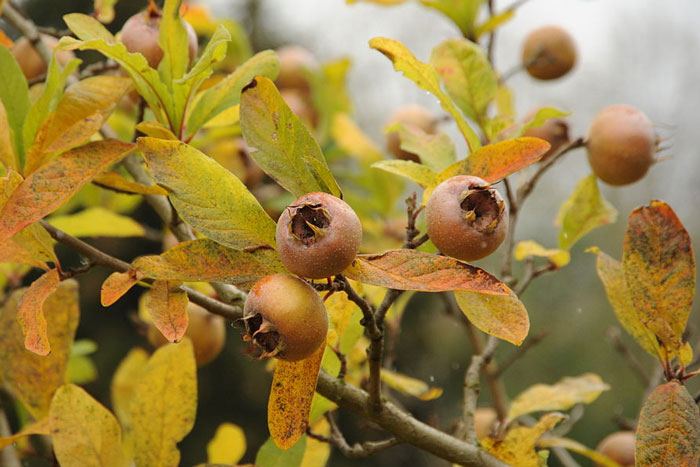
[522,109,570,161]
[595,431,635,467]
[276,192,362,279]
[11,35,75,80]
[385,105,438,162]
[147,302,226,366]
[587,105,656,185]
[120,9,198,69]
[243,274,328,361]
[275,45,319,91]
[474,407,498,440]
[522,25,576,80]
[426,175,508,262]
[281,88,318,128]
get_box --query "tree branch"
[462,335,500,444]
[606,327,650,386]
[493,330,548,378]
[318,412,403,458]
[2,2,53,67]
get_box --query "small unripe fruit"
[147,302,226,366]
[595,431,635,467]
[276,192,362,279]
[474,407,498,440]
[385,105,438,162]
[522,26,576,80]
[275,45,319,91]
[522,109,570,161]
[120,10,198,69]
[587,105,656,186]
[11,35,75,80]
[243,274,328,361]
[426,175,508,262]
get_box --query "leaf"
[188,50,280,137]
[49,207,146,238]
[0,100,18,171]
[269,340,325,449]
[507,373,610,422]
[537,437,623,467]
[380,369,443,400]
[93,170,169,195]
[622,201,695,359]
[17,268,60,355]
[207,423,247,465]
[308,58,353,143]
[0,239,48,269]
[0,280,79,418]
[369,37,481,152]
[455,288,529,345]
[514,240,570,268]
[556,175,617,250]
[24,76,133,174]
[138,137,277,248]
[94,0,118,23]
[430,38,497,124]
[0,45,30,159]
[635,381,700,467]
[110,348,149,430]
[240,76,341,198]
[343,249,510,294]
[331,113,383,163]
[589,247,662,359]
[0,140,135,242]
[371,159,439,188]
[475,9,515,38]
[383,120,456,172]
[133,121,178,141]
[145,280,189,343]
[133,239,285,290]
[481,412,566,467]
[12,221,59,266]
[419,0,483,38]
[49,384,128,467]
[300,418,331,467]
[0,418,50,450]
[519,107,570,137]
[101,270,142,307]
[130,339,197,467]
[158,0,190,83]
[255,436,307,467]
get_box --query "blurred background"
[3,0,700,465]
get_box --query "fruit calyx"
[243,313,283,359]
[287,203,331,246]
[459,186,505,234]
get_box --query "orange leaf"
[622,201,695,358]
[17,268,60,355]
[0,140,135,242]
[269,340,325,449]
[439,137,550,183]
[133,239,286,290]
[0,29,13,48]
[145,280,189,343]
[635,381,700,467]
[342,249,509,294]
[101,270,142,307]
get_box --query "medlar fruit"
[522,25,576,80]
[426,175,508,262]
[385,105,438,162]
[11,35,75,80]
[147,302,226,367]
[276,192,362,279]
[243,274,328,361]
[275,45,319,92]
[595,431,635,467]
[587,105,656,186]
[120,7,198,69]
[522,108,570,161]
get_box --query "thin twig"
[606,327,651,386]
[514,261,557,296]
[463,335,500,444]
[493,330,548,378]
[486,0,496,64]
[320,412,402,458]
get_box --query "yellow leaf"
[110,348,148,431]
[130,339,197,467]
[0,280,79,418]
[380,368,443,401]
[145,280,190,343]
[455,288,529,346]
[0,99,17,171]
[481,412,566,467]
[369,37,481,152]
[269,339,326,449]
[537,437,623,467]
[94,170,169,195]
[134,121,178,141]
[301,417,331,467]
[372,160,439,188]
[17,268,60,355]
[49,384,128,467]
[0,418,50,450]
[207,422,247,465]
[507,373,610,422]
[94,0,118,23]
[514,240,570,267]
[203,104,240,128]
[49,207,146,238]
[331,113,384,163]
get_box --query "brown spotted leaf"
[622,201,695,359]
[144,281,189,343]
[636,381,700,467]
[17,268,60,355]
[101,270,142,307]
[342,249,509,295]
[269,339,325,450]
[454,288,529,345]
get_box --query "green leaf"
[369,37,481,152]
[556,175,617,250]
[240,76,341,198]
[475,9,515,38]
[455,288,529,346]
[519,107,571,137]
[372,159,439,188]
[49,207,146,238]
[419,0,483,38]
[430,38,497,125]
[138,137,277,248]
[158,0,189,83]
[309,58,353,144]
[176,25,229,87]
[383,121,456,172]
[255,436,307,467]
[0,45,30,160]
[187,50,280,137]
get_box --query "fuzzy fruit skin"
[244,274,328,361]
[147,302,226,366]
[276,192,362,279]
[120,11,198,68]
[595,431,635,467]
[385,105,438,162]
[426,175,508,262]
[275,45,319,91]
[587,105,655,185]
[522,25,576,80]
[11,35,75,80]
[474,407,498,440]
[522,109,570,161]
